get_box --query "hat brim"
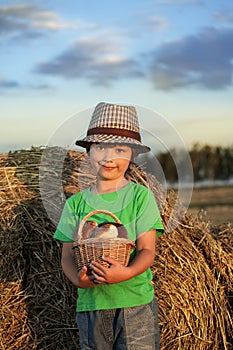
[75,134,150,153]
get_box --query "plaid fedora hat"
[75,102,150,153]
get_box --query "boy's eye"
[95,144,105,150]
[92,144,130,155]
[115,148,125,153]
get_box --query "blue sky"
[1,0,233,153]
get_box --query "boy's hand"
[77,266,97,288]
[90,257,132,285]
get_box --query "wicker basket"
[72,210,135,270]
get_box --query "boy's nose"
[101,148,114,162]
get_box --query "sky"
[1,0,233,154]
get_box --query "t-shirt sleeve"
[53,196,78,242]
[136,186,164,238]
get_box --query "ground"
[187,185,233,226]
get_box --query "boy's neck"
[93,178,130,194]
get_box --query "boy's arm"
[90,229,156,284]
[128,229,156,275]
[61,242,96,288]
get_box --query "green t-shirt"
[54,181,164,312]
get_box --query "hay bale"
[153,222,233,349]
[0,280,36,349]
[0,148,79,349]
[0,147,232,349]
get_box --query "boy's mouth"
[101,165,116,170]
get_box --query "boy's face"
[89,143,132,181]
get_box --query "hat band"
[87,127,141,142]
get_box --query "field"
[1,149,232,349]
[188,185,233,226]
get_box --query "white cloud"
[0,4,74,40]
[35,35,144,85]
[148,26,233,90]
[0,76,20,89]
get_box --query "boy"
[54,102,164,349]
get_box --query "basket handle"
[77,210,121,240]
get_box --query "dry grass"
[188,186,233,226]
[0,147,232,349]
[0,281,36,350]
[190,186,233,206]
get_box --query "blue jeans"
[76,298,160,350]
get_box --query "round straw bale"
[0,147,232,350]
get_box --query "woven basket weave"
[72,210,135,270]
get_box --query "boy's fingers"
[79,266,87,277]
[102,256,117,265]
